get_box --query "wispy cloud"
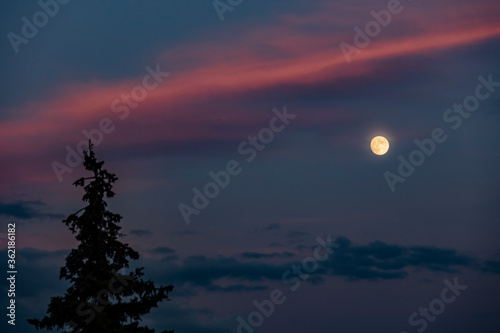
[0,199,64,220]
[130,229,153,237]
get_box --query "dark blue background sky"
[1,0,499,332]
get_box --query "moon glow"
[370,136,389,155]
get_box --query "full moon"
[370,136,389,155]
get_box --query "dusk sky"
[1,0,500,332]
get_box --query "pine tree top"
[28,142,174,333]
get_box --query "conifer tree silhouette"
[28,142,174,333]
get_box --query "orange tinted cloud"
[1,0,499,185]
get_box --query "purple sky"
[1,0,500,332]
